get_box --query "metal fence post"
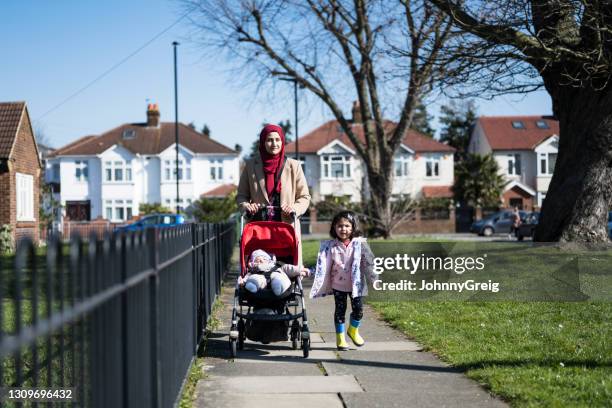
[147,227,162,408]
[191,225,197,353]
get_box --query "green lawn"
[302,238,612,407]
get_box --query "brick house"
[468,115,559,210]
[0,102,42,244]
[285,103,455,203]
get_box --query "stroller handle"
[240,204,298,221]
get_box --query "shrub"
[0,224,14,255]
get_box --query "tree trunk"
[534,86,612,243]
[366,169,393,238]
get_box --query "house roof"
[0,101,26,158]
[201,184,237,198]
[503,180,536,196]
[477,116,559,150]
[286,120,455,154]
[421,186,453,198]
[50,123,238,157]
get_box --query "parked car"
[517,212,539,241]
[470,210,527,237]
[115,213,186,232]
[608,211,612,239]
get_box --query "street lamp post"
[173,41,180,214]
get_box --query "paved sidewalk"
[195,268,507,408]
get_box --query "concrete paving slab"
[339,392,507,408]
[309,332,325,343]
[322,352,506,407]
[311,340,422,352]
[199,375,363,394]
[232,349,338,363]
[194,392,344,408]
[204,361,323,376]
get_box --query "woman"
[237,124,310,225]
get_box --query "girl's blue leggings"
[333,289,363,324]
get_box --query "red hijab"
[258,124,286,198]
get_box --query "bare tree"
[182,0,454,237]
[429,0,612,243]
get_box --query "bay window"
[104,160,132,182]
[104,199,133,222]
[75,160,89,181]
[539,153,557,175]
[507,154,522,175]
[210,160,223,181]
[322,155,351,179]
[425,158,440,177]
[164,159,192,181]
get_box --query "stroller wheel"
[291,321,300,350]
[238,320,245,350]
[302,338,310,358]
[229,338,237,358]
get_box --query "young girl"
[310,210,376,350]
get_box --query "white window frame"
[164,158,192,181]
[507,153,522,176]
[104,199,133,222]
[16,173,35,221]
[104,160,132,183]
[425,157,440,178]
[321,155,351,179]
[539,152,557,176]
[393,155,411,178]
[210,159,223,181]
[75,160,89,182]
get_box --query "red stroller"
[229,209,310,358]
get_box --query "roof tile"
[0,102,25,158]
[53,123,237,156]
[478,116,559,150]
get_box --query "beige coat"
[237,153,311,223]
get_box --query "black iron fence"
[0,222,235,407]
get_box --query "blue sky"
[1,1,552,153]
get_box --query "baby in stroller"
[239,249,310,296]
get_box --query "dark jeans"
[333,289,363,325]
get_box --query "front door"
[509,198,523,209]
[66,201,91,221]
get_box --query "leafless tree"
[429,0,612,243]
[181,0,454,237]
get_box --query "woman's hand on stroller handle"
[241,203,298,220]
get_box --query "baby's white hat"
[250,249,273,263]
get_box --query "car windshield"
[608,211,612,222]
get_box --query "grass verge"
[370,301,611,407]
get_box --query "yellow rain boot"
[347,319,365,347]
[335,323,349,350]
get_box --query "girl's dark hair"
[330,210,362,239]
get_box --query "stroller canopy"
[240,221,298,275]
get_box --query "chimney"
[146,103,160,127]
[351,101,362,123]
